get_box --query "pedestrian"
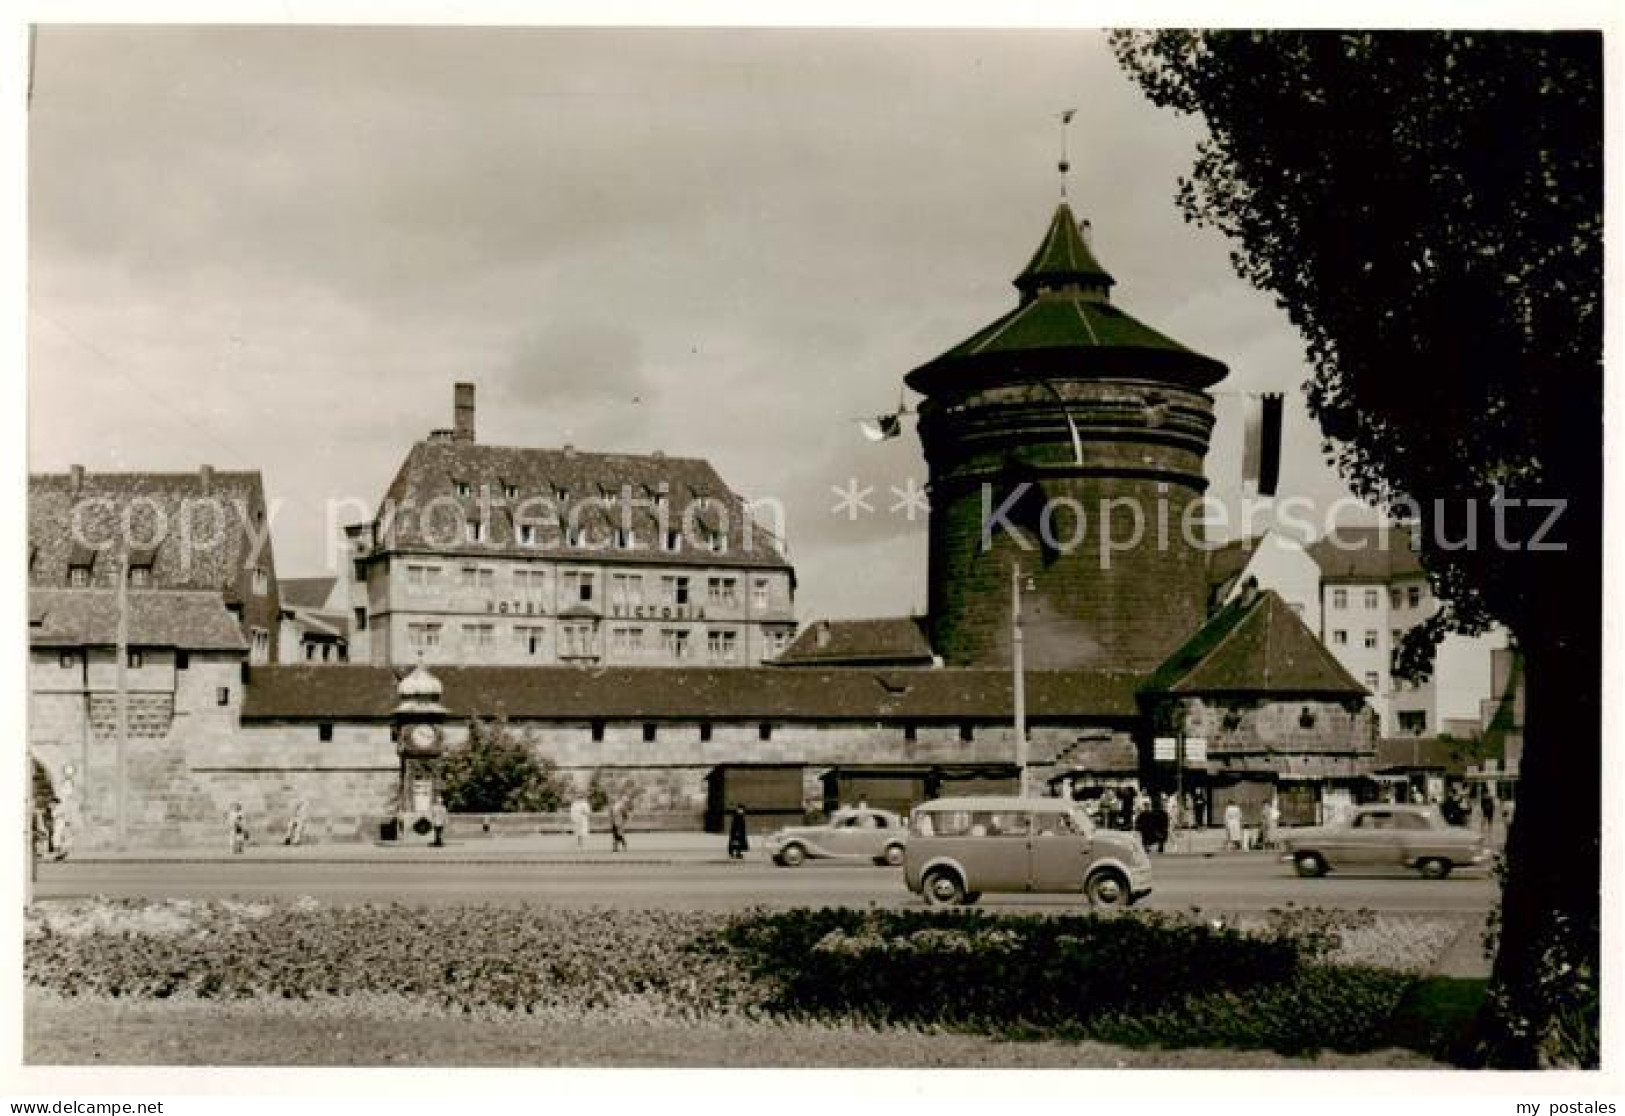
[227,802,248,855]
[49,808,72,862]
[1480,790,1496,830]
[569,795,591,849]
[283,799,308,846]
[727,804,750,860]
[610,796,629,852]
[1099,788,1119,830]
[1223,801,1243,851]
[430,794,448,847]
[1259,797,1280,850]
[1135,803,1164,854]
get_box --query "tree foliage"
[439,718,568,814]
[1112,30,1601,1068]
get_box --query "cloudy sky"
[27,25,1367,623]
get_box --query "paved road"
[31,854,1497,913]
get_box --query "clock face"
[409,723,437,747]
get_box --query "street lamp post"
[1012,562,1027,798]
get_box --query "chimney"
[199,464,214,492]
[69,464,84,494]
[816,621,831,649]
[454,382,476,444]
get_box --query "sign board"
[1152,737,1208,763]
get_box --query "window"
[1332,630,1348,646]
[453,480,472,497]
[1364,630,1378,649]
[663,530,682,553]
[459,566,494,590]
[611,626,645,657]
[461,623,494,647]
[304,643,318,661]
[466,518,486,543]
[759,722,773,742]
[611,573,645,607]
[59,652,77,670]
[1398,710,1428,734]
[903,722,918,743]
[1331,588,1347,609]
[1407,585,1423,608]
[561,622,597,658]
[513,568,547,595]
[699,721,712,743]
[518,523,539,546]
[564,570,596,604]
[706,531,727,554]
[1390,587,1403,609]
[502,483,519,500]
[515,625,546,656]
[408,623,442,649]
[250,629,269,662]
[753,577,770,610]
[642,723,657,743]
[1392,629,1403,645]
[318,723,334,743]
[1364,671,1380,690]
[661,576,691,606]
[69,566,90,587]
[216,686,231,707]
[129,566,151,588]
[706,629,739,663]
[707,577,738,606]
[407,564,442,591]
[767,628,793,656]
[252,567,269,595]
[959,723,974,742]
[1363,589,1379,609]
[662,628,691,660]
[176,650,189,670]
[591,720,605,742]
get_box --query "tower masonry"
[906,203,1229,672]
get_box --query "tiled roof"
[29,589,247,650]
[288,607,349,641]
[1373,737,1477,773]
[364,441,791,570]
[279,577,338,609]
[775,616,934,666]
[905,206,1227,395]
[1143,588,1368,697]
[1308,525,1425,583]
[241,665,1147,722]
[28,470,273,593]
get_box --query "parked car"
[903,795,1152,908]
[1280,803,1492,879]
[766,806,908,867]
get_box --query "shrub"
[439,719,568,814]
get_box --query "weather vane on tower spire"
[1057,108,1077,199]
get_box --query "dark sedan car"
[765,807,907,867]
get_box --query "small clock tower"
[392,661,448,841]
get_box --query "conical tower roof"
[1014,202,1115,297]
[906,202,1227,394]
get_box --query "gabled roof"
[29,470,273,592]
[279,577,338,610]
[905,204,1227,395]
[1142,588,1367,698]
[366,441,791,570]
[241,665,1147,722]
[775,616,934,666]
[29,589,247,651]
[1308,525,1425,583]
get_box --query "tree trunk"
[1478,598,1601,1066]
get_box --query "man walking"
[569,795,591,849]
[609,796,629,852]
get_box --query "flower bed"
[25,899,1464,1057]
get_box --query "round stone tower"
[906,203,1228,672]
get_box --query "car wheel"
[1294,852,1327,878]
[778,843,806,867]
[1085,870,1130,909]
[879,843,905,867]
[922,868,965,906]
[1417,857,1452,880]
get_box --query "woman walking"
[727,805,750,860]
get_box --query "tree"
[439,718,569,814]
[1112,30,1601,1067]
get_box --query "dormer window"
[663,530,682,553]
[467,518,486,544]
[129,566,151,588]
[518,523,538,546]
[68,565,91,588]
[251,567,268,595]
[502,483,519,500]
[453,480,473,498]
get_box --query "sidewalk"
[54,826,1262,864]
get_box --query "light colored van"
[904,795,1153,908]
